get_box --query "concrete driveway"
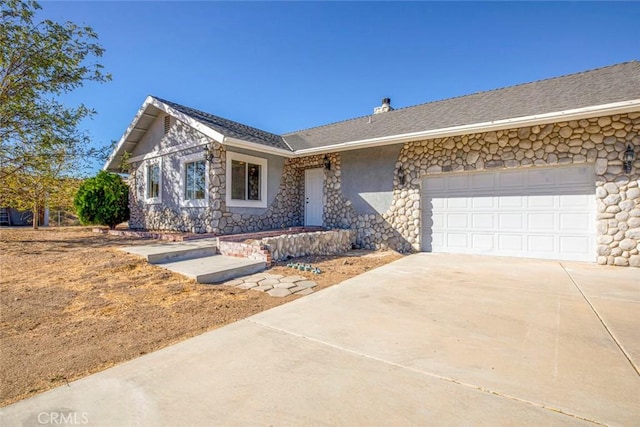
[2,254,639,426]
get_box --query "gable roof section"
[105,61,640,172]
[104,96,292,171]
[154,97,290,151]
[283,61,640,151]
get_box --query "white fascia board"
[293,99,640,156]
[127,136,295,164]
[103,95,156,171]
[222,136,294,157]
[103,96,227,171]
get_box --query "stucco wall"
[341,145,401,215]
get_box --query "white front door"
[422,164,596,262]
[305,168,324,226]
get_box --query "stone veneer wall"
[128,112,639,267]
[216,229,355,265]
[322,113,640,266]
[129,143,313,234]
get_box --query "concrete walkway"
[1,254,639,426]
[121,239,266,283]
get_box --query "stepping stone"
[258,279,280,286]
[237,282,259,289]
[296,281,318,289]
[288,285,306,293]
[253,285,273,292]
[267,288,292,297]
[280,275,307,283]
[261,274,284,279]
[273,282,297,289]
[225,279,245,286]
[293,288,314,296]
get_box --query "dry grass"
[0,227,402,406]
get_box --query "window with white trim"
[145,160,161,203]
[185,160,206,201]
[180,153,208,207]
[226,152,267,208]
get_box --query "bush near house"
[74,171,129,229]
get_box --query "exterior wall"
[128,121,307,234]
[126,112,640,267]
[341,145,401,215]
[322,112,640,266]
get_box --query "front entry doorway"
[304,168,324,226]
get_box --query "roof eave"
[222,136,294,157]
[292,99,640,156]
[103,96,228,172]
[103,95,155,172]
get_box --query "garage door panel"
[424,177,445,191]
[499,170,524,187]
[422,165,596,262]
[559,194,591,208]
[448,214,468,229]
[499,196,525,208]
[429,197,445,209]
[472,197,495,208]
[470,173,494,189]
[447,198,468,208]
[527,235,555,253]
[528,169,555,187]
[472,234,494,250]
[431,213,444,228]
[498,213,524,230]
[528,213,555,231]
[560,212,590,231]
[528,195,555,208]
[447,233,469,248]
[498,234,525,252]
[472,213,494,229]
[560,236,592,254]
[557,165,591,184]
[448,175,469,190]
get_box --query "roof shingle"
[155,97,291,151]
[282,61,640,150]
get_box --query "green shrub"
[74,171,129,229]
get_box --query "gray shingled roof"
[283,61,640,150]
[155,97,291,151]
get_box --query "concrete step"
[159,255,267,284]
[122,239,218,264]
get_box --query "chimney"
[373,97,393,114]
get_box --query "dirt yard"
[0,227,402,406]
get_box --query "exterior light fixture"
[397,166,405,185]
[623,144,635,173]
[203,144,214,162]
[323,155,331,171]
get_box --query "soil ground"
[0,227,402,406]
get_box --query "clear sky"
[36,1,640,172]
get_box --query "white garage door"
[422,165,596,262]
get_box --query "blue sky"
[36,1,639,172]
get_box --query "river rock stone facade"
[128,112,639,267]
[129,142,308,234]
[320,113,640,266]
